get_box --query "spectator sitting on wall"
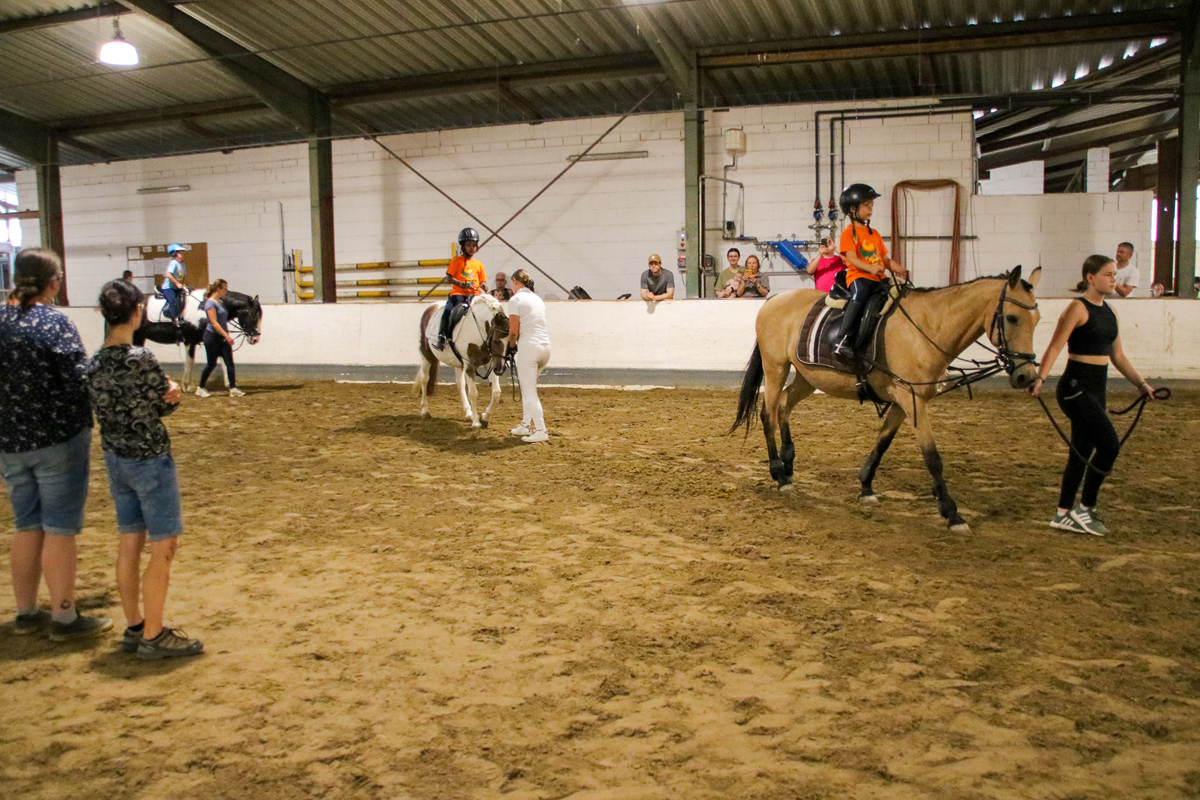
[716,248,742,295]
[736,255,770,298]
[640,254,675,301]
[807,238,845,293]
[1112,242,1139,298]
[491,272,512,302]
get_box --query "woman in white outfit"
[507,270,551,443]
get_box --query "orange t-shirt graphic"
[840,224,888,285]
[447,256,486,296]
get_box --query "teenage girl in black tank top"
[1027,255,1157,536]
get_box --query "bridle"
[986,281,1038,376]
[226,311,259,351]
[464,299,510,380]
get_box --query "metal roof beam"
[982,122,1179,171]
[699,11,1182,68]
[980,101,1178,153]
[497,82,543,123]
[59,135,118,161]
[0,105,55,166]
[330,54,661,106]
[0,0,198,35]
[55,97,265,135]
[113,0,323,133]
[623,5,695,97]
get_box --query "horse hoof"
[479,419,489,429]
[419,410,431,419]
[859,494,879,505]
[777,484,794,493]
[949,522,971,533]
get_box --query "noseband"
[989,282,1038,375]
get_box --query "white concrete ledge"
[60,296,1200,380]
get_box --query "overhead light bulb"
[99,20,138,66]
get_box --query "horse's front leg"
[466,374,482,428]
[478,372,501,429]
[416,356,432,418]
[858,403,906,504]
[184,344,196,392]
[455,368,472,421]
[902,395,968,532]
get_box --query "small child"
[87,279,203,660]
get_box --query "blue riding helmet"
[167,243,186,254]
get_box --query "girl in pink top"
[807,238,845,293]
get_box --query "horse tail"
[730,344,764,435]
[418,305,439,396]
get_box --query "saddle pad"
[798,295,890,372]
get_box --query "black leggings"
[1056,360,1119,509]
[200,338,236,389]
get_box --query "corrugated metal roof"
[0,0,1185,169]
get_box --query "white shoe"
[194,388,211,398]
[522,429,549,443]
[228,387,246,398]
[511,423,532,436]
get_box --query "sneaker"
[48,614,114,642]
[1071,505,1109,537]
[195,387,211,398]
[121,626,143,653]
[228,387,246,398]
[137,627,204,661]
[1050,510,1089,535]
[522,429,549,443]
[12,609,51,635]
[511,423,532,436]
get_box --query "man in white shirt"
[507,269,551,443]
[1112,242,1139,298]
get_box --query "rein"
[1035,386,1170,477]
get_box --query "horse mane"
[905,272,1034,294]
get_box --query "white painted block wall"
[18,101,1157,307]
[60,297,1200,380]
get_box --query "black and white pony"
[416,294,511,428]
[134,289,263,390]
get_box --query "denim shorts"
[0,427,92,536]
[103,452,183,541]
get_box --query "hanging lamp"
[99,19,138,66]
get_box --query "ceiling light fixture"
[99,20,138,66]
[566,150,649,162]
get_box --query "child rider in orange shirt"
[834,183,907,358]
[436,227,489,351]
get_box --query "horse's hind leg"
[777,375,816,490]
[901,395,968,532]
[760,360,791,489]
[858,404,906,503]
[455,369,473,421]
[184,344,197,391]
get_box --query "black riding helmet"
[839,183,881,222]
[458,227,480,250]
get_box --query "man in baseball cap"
[640,254,675,301]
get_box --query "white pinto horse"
[416,294,511,428]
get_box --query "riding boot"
[834,299,865,358]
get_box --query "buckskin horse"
[416,293,511,428]
[732,267,1042,531]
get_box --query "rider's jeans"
[517,343,551,433]
[161,286,180,319]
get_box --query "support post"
[308,103,336,303]
[36,137,68,306]
[682,60,704,299]
[1154,137,1179,291]
[1176,1,1200,298]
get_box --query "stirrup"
[833,337,854,358]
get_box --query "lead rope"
[1035,386,1170,477]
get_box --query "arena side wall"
[60,297,1200,379]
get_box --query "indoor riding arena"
[2,2,1199,799]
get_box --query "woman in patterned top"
[1,249,113,642]
[87,279,202,660]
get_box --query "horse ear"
[1027,266,1042,290]
[1008,265,1022,288]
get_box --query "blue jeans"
[103,452,183,541]
[161,285,181,319]
[0,427,91,536]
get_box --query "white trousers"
[517,343,551,432]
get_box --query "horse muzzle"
[1008,360,1038,389]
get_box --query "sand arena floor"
[2,380,1199,799]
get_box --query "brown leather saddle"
[796,274,899,374]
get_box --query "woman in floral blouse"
[0,249,112,642]
[87,279,201,661]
